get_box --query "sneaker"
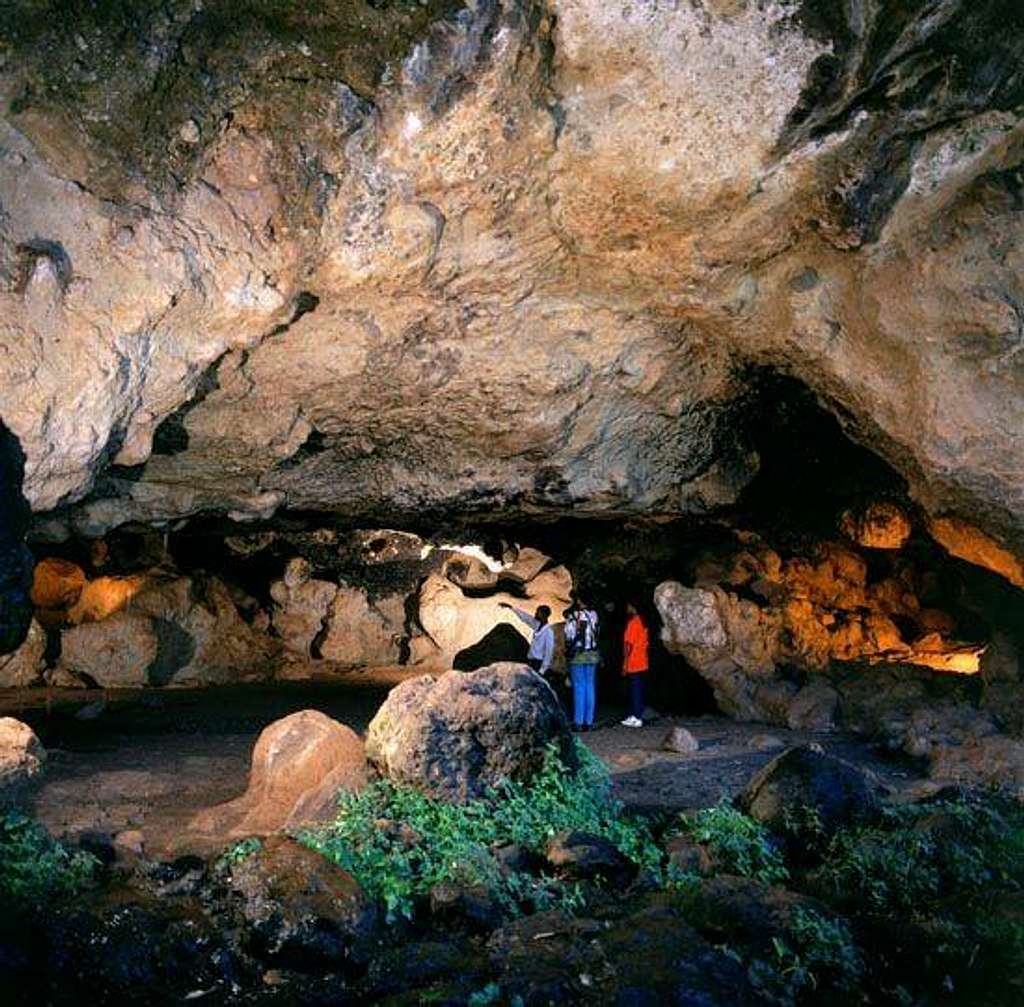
[620,716,643,728]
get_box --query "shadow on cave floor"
[2,674,926,855]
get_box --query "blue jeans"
[626,672,646,720]
[569,662,597,726]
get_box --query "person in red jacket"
[621,601,649,728]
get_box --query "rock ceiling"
[0,1,1022,569]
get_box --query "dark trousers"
[626,672,646,720]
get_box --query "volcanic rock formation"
[0,0,1020,584]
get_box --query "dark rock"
[226,835,377,971]
[491,841,544,876]
[488,897,755,1005]
[0,422,32,659]
[33,899,247,1006]
[737,744,885,837]
[428,882,505,934]
[453,621,529,671]
[365,662,572,803]
[544,830,637,887]
[362,938,489,1001]
[681,875,837,959]
[664,835,715,877]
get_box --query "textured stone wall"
[0,1,1020,578]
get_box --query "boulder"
[0,618,45,687]
[365,662,572,803]
[663,726,700,754]
[927,735,1024,799]
[269,558,337,657]
[191,709,367,838]
[0,717,45,804]
[737,745,885,837]
[318,585,404,666]
[428,882,505,934]
[840,501,912,550]
[226,835,377,970]
[786,681,839,731]
[682,875,839,959]
[60,610,159,687]
[544,830,638,887]
[664,835,715,877]
[30,556,86,610]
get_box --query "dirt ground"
[2,669,926,857]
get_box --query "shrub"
[0,811,98,904]
[675,801,789,885]
[299,740,659,922]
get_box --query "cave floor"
[2,671,926,857]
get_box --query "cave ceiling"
[0,0,1021,568]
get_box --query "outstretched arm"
[499,602,539,631]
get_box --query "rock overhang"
[0,0,1020,575]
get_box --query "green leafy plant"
[299,740,659,922]
[215,836,262,869]
[675,801,789,885]
[0,811,99,904]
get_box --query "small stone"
[748,734,784,750]
[179,119,201,144]
[113,829,146,856]
[662,726,699,754]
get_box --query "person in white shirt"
[499,602,555,677]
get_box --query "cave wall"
[0,1,1021,578]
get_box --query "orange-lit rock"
[66,574,148,624]
[30,557,86,610]
[928,516,1024,589]
[840,502,912,550]
[190,709,367,838]
[270,558,337,657]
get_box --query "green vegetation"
[0,811,99,905]
[215,835,263,869]
[675,800,789,885]
[299,740,659,922]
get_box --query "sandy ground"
[2,669,925,856]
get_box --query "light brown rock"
[60,610,159,687]
[0,717,45,800]
[318,586,403,666]
[0,618,45,687]
[270,558,337,657]
[190,709,367,838]
[663,726,700,754]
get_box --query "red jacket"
[622,614,649,675]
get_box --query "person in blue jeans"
[564,599,600,732]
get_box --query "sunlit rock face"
[0,1,1022,572]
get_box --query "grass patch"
[0,811,98,905]
[299,740,659,922]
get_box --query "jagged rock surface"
[0,1,1019,579]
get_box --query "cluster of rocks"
[0,537,573,689]
[655,512,1024,796]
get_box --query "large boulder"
[226,835,377,970]
[190,709,367,838]
[0,717,45,804]
[365,663,572,803]
[0,618,45,687]
[737,745,885,837]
